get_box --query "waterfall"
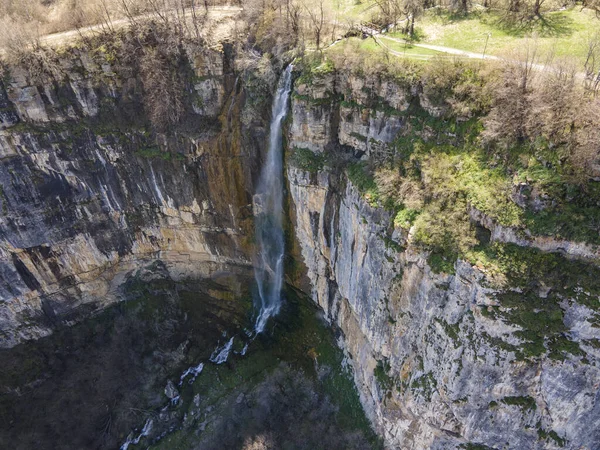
[253,65,293,334]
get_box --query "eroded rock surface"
[287,67,600,450]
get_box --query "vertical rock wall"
[286,67,600,449]
[0,42,270,347]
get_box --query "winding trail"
[0,6,242,54]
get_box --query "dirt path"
[39,6,242,48]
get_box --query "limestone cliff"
[2,33,599,450]
[0,38,270,348]
[287,65,600,449]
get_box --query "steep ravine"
[1,36,599,450]
[0,40,379,450]
[285,65,600,449]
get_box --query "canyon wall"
[2,35,599,450]
[287,67,600,449]
[0,41,269,347]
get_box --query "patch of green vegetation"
[584,338,600,349]
[410,372,437,402]
[465,242,599,359]
[135,146,180,160]
[397,8,599,66]
[501,395,537,412]
[153,285,381,449]
[394,207,420,229]
[324,37,426,85]
[350,131,368,143]
[347,162,380,206]
[296,55,336,86]
[435,318,461,348]
[524,203,600,245]
[374,359,395,393]
[427,252,457,275]
[382,234,405,253]
[537,422,567,447]
[288,147,327,173]
[468,243,600,306]
[292,92,343,106]
[459,444,495,450]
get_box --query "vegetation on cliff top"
[297,44,600,259]
[293,28,600,361]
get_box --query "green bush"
[288,147,326,173]
[347,162,380,206]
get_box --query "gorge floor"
[0,261,379,450]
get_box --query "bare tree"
[303,0,326,50]
[140,47,185,130]
[572,98,600,181]
[584,32,600,96]
[483,39,540,147]
[403,0,423,36]
[373,0,403,28]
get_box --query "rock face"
[287,69,600,449]
[0,43,269,347]
[2,40,600,450]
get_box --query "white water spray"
[209,337,234,364]
[179,362,204,386]
[253,65,293,334]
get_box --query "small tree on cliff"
[303,0,326,50]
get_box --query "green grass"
[390,8,600,66]
[327,36,445,61]
[377,36,447,58]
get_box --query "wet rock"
[164,380,180,400]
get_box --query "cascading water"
[253,65,293,334]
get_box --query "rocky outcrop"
[287,68,600,449]
[470,207,600,262]
[0,43,269,347]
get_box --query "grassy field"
[327,36,446,60]
[390,7,599,66]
